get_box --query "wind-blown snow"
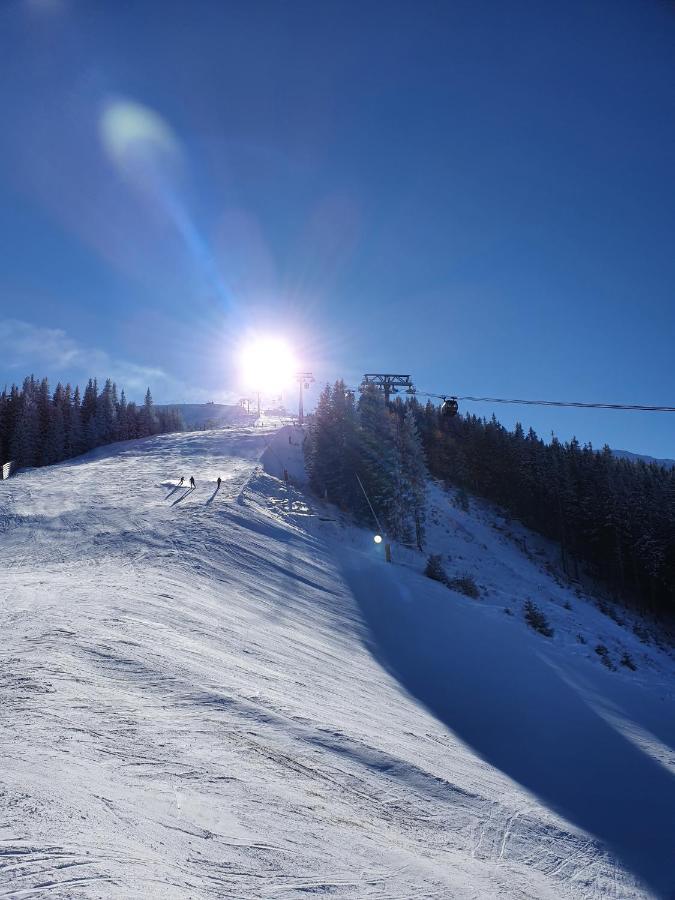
[1,426,673,898]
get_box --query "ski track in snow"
[1,425,673,899]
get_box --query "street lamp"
[355,472,392,563]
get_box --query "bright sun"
[239,337,297,393]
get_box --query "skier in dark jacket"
[217,477,222,489]
[179,476,184,486]
[189,476,196,488]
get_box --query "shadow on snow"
[206,484,220,506]
[340,549,675,899]
[172,487,195,506]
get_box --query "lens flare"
[100,99,180,174]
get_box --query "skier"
[217,476,222,489]
[189,476,196,489]
[178,476,184,486]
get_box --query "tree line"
[397,396,674,617]
[305,381,428,548]
[0,375,184,470]
[306,384,674,617]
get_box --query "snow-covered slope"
[1,426,674,899]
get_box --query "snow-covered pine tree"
[398,405,428,549]
[81,378,98,433]
[116,389,129,441]
[10,389,39,468]
[126,401,139,437]
[43,382,66,464]
[138,388,157,438]
[36,377,52,465]
[84,415,98,452]
[356,384,399,533]
[96,378,117,445]
[68,385,84,457]
[3,384,21,462]
[306,383,335,498]
[330,380,361,511]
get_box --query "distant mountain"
[612,449,675,469]
[156,402,247,429]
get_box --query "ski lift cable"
[414,391,675,413]
[352,379,675,412]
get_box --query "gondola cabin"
[441,397,459,417]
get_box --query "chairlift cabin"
[441,396,459,417]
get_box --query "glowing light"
[239,337,297,393]
[99,99,180,176]
[373,534,383,544]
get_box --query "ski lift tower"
[295,372,315,424]
[361,374,416,404]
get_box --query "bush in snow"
[620,652,637,671]
[594,644,616,670]
[447,573,480,599]
[424,556,480,599]
[524,600,554,638]
[424,554,449,585]
[632,623,651,645]
[597,599,625,627]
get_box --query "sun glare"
[239,337,297,393]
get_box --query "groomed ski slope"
[1,425,674,899]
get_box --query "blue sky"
[1,0,674,457]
